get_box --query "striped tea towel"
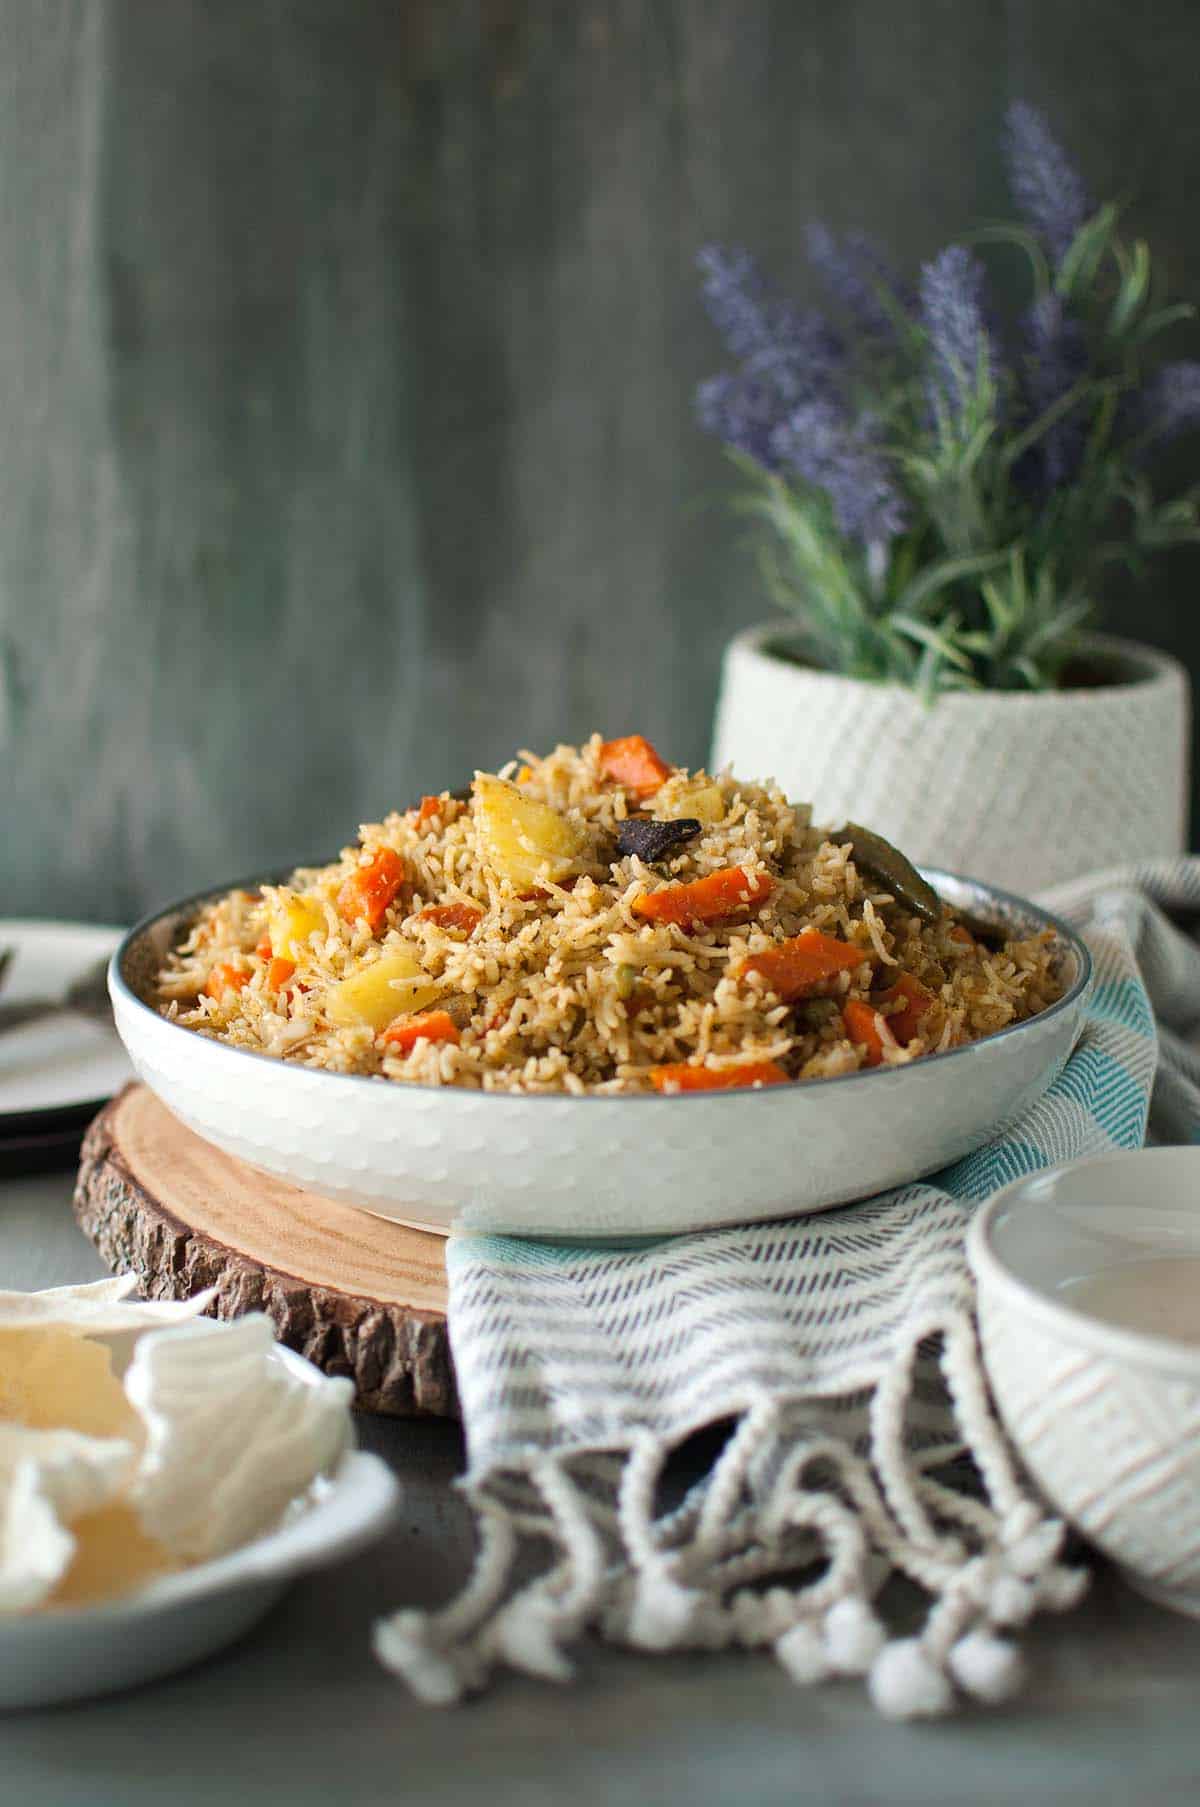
[376,860,1200,1720]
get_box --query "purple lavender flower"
[695,372,785,469]
[806,224,909,341]
[920,245,1001,425]
[747,302,844,404]
[697,245,842,390]
[1137,361,1200,447]
[1005,102,1092,269]
[696,245,770,361]
[771,397,908,543]
[696,244,844,468]
[1023,293,1089,489]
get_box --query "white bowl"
[968,1149,1200,1618]
[111,871,1092,1239]
[0,1347,399,1709]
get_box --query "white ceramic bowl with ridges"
[110,871,1092,1239]
[968,1148,1200,1618]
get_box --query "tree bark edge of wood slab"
[73,1089,457,1419]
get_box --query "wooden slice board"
[74,1084,455,1418]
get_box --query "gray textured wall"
[4,1,1200,923]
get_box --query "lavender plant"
[697,102,1200,695]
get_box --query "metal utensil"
[0,954,115,1035]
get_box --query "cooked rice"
[154,736,1065,1094]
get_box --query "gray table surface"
[4,1165,1200,1806]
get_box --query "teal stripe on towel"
[1051,1042,1145,1146]
[1088,977,1156,1038]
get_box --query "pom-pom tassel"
[373,1611,470,1707]
[1039,1562,1090,1612]
[823,1597,887,1675]
[948,1628,1025,1704]
[775,1620,833,1686]
[988,1572,1037,1626]
[626,1575,705,1650]
[487,1598,575,1683]
[869,1638,954,1720]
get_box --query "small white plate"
[0,920,133,1129]
[0,1347,400,1709]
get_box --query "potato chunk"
[661,782,725,826]
[473,774,585,888]
[325,949,442,1030]
[268,894,328,962]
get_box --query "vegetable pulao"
[155,734,1064,1094]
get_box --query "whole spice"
[615,817,703,864]
[828,823,941,924]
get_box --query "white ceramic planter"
[712,625,1190,895]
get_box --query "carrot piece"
[415,795,442,827]
[264,957,308,999]
[337,847,406,933]
[632,866,774,926]
[517,874,580,903]
[599,734,673,800]
[948,923,974,946]
[842,998,887,1067]
[843,973,935,1067]
[254,933,272,961]
[649,1060,790,1093]
[880,971,935,1044]
[738,928,869,1000]
[380,1010,461,1054]
[203,963,249,1001]
[419,903,483,935]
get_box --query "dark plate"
[0,1117,92,1179]
[0,1098,112,1140]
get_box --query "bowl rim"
[111,865,1093,1107]
[967,1148,1200,1376]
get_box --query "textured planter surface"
[712,626,1190,895]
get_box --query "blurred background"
[3,0,1199,924]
